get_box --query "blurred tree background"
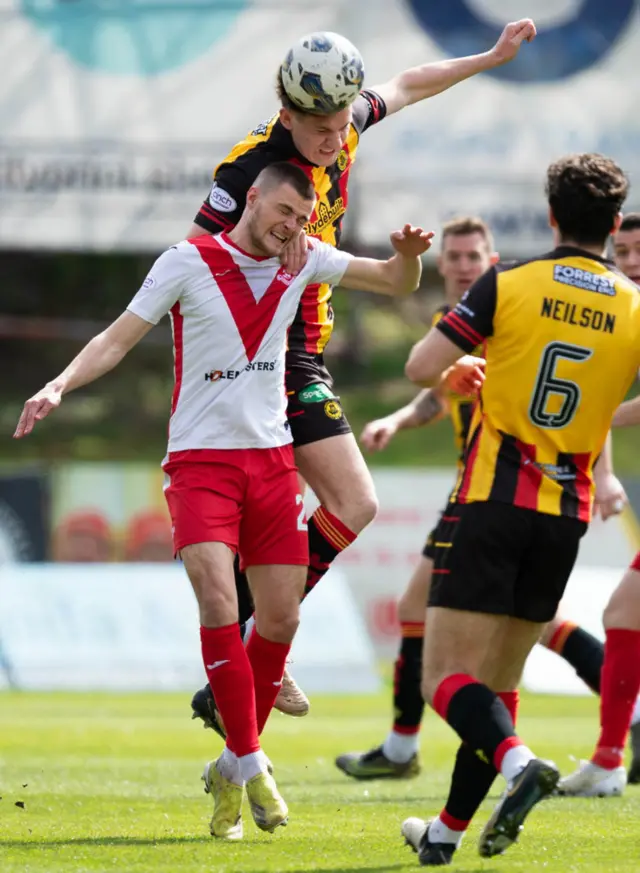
[3,243,639,471]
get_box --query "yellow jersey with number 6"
[436,246,640,522]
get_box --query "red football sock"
[246,629,291,734]
[200,624,259,757]
[592,628,640,769]
[497,691,519,726]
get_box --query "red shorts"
[631,552,640,573]
[162,446,308,568]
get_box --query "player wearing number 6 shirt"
[398,154,640,867]
[13,162,433,841]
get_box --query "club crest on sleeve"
[324,399,343,420]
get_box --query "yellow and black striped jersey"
[432,305,479,466]
[193,91,386,363]
[436,246,640,522]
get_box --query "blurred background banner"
[0,562,379,693]
[0,563,205,690]
[1,0,639,254]
[50,463,173,562]
[0,0,346,252]
[0,470,49,562]
[0,462,635,693]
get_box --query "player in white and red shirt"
[14,161,433,840]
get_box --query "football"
[280,32,365,115]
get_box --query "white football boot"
[558,760,626,797]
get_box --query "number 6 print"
[529,341,593,429]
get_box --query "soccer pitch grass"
[1,691,638,872]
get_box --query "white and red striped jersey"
[127,233,352,451]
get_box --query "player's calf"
[296,432,376,599]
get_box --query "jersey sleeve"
[436,268,497,352]
[127,247,185,325]
[430,305,449,329]
[351,89,387,135]
[306,240,354,285]
[192,163,249,234]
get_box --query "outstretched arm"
[13,311,154,438]
[360,387,448,453]
[373,19,536,115]
[339,225,434,296]
[14,245,185,439]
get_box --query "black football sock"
[546,621,603,694]
[432,674,522,773]
[234,554,255,625]
[437,688,518,830]
[303,506,356,599]
[391,623,425,735]
[440,743,497,833]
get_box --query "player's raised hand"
[444,356,485,396]
[360,416,399,452]
[281,229,309,275]
[390,225,435,257]
[14,384,63,438]
[490,19,537,65]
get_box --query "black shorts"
[422,525,438,560]
[285,352,352,447]
[422,500,457,560]
[428,501,587,623]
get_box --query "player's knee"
[326,489,378,534]
[197,584,238,628]
[354,490,379,530]
[603,592,635,630]
[257,604,300,644]
[603,600,622,629]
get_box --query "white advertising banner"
[0,562,378,693]
[353,0,640,254]
[1,1,639,253]
[0,0,345,252]
[0,563,204,690]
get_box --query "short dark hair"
[546,153,628,246]
[254,161,315,201]
[441,216,494,251]
[276,69,303,114]
[619,212,640,233]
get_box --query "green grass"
[0,690,638,872]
